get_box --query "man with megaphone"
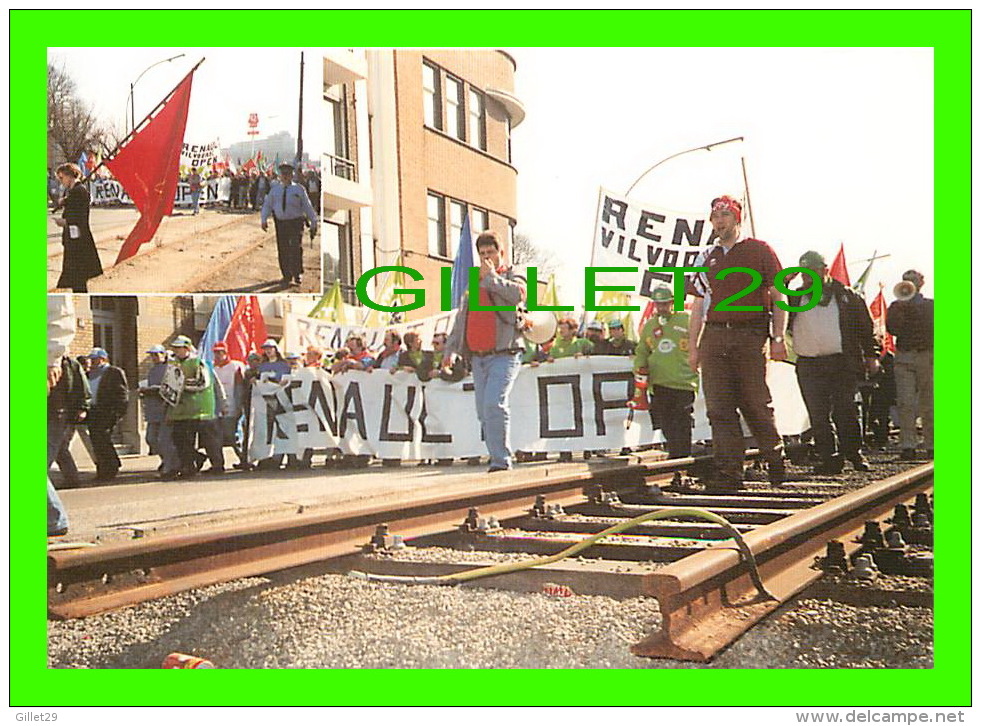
[886,270,934,460]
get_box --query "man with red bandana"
[444,231,527,472]
[686,195,788,489]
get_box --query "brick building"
[320,49,525,317]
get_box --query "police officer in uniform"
[260,163,319,286]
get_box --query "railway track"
[48,456,933,663]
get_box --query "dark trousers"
[199,419,226,470]
[648,385,695,459]
[795,355,862,463]
[87,409,121,475]
[699,325,783,481]
[172,420,211,475]
[273,218,305,281]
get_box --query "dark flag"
[107,71,195,265]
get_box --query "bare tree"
[511,232,557,274]
[48,63,106,167]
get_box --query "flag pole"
[295,51,304,168]
[740,155,756,238]
[81,57,206,184]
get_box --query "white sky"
[49,47,326,157]
[508,47,934,305]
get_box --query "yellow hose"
[349,507,776,601]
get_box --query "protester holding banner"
[548,318,593,360]
[787,251,878,475]
[396,331,428,378]
[373,329,404,371]
[164,336,219,479]
[604,320,636,356]
[332,334,375,373]
[429,333,467,382]
[53,162,103,293]
[444,231,527,472]
[686,195,788,489]
[634,284,698,459]
[140,344,180,477]
[260,163,318,286]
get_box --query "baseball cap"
[88,347,109,359]
[799,250,828,271]
[261,338,278,348]
[650,283,673,303]
[587,320,605,331]
[171,335,193,348]
[145,344,166,354]
[608,319,624,329]
[212,342,228,352]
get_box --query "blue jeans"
[191,189,201,214]
[47,415,71,534]
[470,352,522,469]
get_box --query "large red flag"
[869,284,895,356]
[829,243,850,286]
[106,72,194,265]
[223,296,267,363]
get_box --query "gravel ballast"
[48,454,933,669]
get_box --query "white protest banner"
[248,357,808,461]
[591,187,717,298]
[285,310,459,354]
[88,178,228,207]
[180,139,221,171]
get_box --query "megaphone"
[893,280,917,301]
[520,310,558,345]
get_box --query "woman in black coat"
[54,162,103,292]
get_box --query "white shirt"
[213,360,245,414]
[791,297,843,357]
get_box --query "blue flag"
[198,295,238,364]
[450,212,474,309]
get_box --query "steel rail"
[630,463,934,661]
[48,454,699,619]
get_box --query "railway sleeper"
[573,501,793,525]
[412,529,706,562]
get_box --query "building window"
[325,92,354,181]
[468,88,486,151]
[445,75,465,142]
[505,116,512,164]
[423,61,442,131]
[427,192,447,257]
[448,199,468,258]
[472,207,489,236]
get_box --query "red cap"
[711,195,742,224]
[212,342,228,351]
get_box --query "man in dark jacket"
[788,251,879,474]
[886,269,933,460]
[86,347,130,481]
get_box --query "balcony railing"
[324,152,357,182]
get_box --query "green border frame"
[13,9,969,707]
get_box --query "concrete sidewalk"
[53,451,655,546]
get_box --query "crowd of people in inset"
[181,166,321,216]
[46,163,322,217]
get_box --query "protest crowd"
[47,197,934,537]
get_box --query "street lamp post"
[129,53,186,133]
[624,136,754,236]
[624,136,744,196]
